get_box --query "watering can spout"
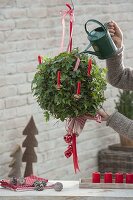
[81,43,100,57]
[81,50,100,57]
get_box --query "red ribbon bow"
[64,117,87,173]
[64,114,102,173]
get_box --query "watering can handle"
[85,19,107,36]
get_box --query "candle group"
[92,172,133,184]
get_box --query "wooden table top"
[0,180,133,200]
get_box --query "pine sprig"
[115,90,133,119]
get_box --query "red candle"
[88,58,92,76]
[104,172,112,183]
[76,82,81,95]
[126,173,133,184]
[38,55,42,64]
[92,172,100,183]
[115,173,123,183]
[57,71,61,88]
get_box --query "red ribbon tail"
[69,20,73,52]
[72,134,80,173]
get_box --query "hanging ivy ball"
[32,48,107,122]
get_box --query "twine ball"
[18,177,25,185]
[54,182,63,191]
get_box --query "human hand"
[107,21,123,48]
[84,110,110,122]
[97,110,109,121]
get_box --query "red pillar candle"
[88,58,92,76]
[38,55,42,64]
[57,71,61,89]
[92,172,100,183]
[76,82,81,95]
[115,173,123,183]
[126,173,133,184]
[104,172,112,183]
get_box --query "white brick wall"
[0,0,133,180]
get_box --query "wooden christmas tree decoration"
[22,116,38,177]
[8,144,22,178]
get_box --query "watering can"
[83,19,118,59]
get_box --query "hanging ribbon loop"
[60,3,74,52]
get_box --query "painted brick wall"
[0,0,133,180]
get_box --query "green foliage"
[32,48,107,121]
[115,90,133,119]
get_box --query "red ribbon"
[60,3,74,52]
[65,117,87,173]
[73,57,80,71]
[72,134,80,173]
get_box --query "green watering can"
[83,19,118,59]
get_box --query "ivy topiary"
[31,48,107,122]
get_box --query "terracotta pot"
[119,134,133,147]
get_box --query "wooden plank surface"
[79,178,133,189]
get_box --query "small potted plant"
[115,90,133,147]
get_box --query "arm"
[106,49,133,90]
[86,22,133,139]
[97,110,133,139]
[105,21,133,137]
[106,21,133,90]
[107,111,133,139]
[85,111,133,139]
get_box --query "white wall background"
[0,0,133,180]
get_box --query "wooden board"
[109,143,133,152]
[79,178,133,189]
